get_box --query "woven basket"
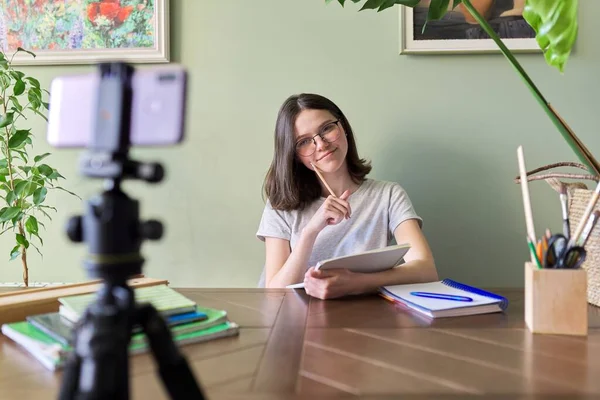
[515,162,600,307]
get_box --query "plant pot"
[459,0,495,24]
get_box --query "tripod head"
[57,62,204,400]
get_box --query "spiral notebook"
[379,279,509,318]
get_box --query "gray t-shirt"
[255,179,422,287]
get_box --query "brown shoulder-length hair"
[263,93,371,211]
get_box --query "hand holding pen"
[304,162,351,233]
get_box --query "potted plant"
[326,0,597,176]
[0,47,78,287]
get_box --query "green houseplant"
[0,48,77,287]
[327,0,599,177]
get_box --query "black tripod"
[58,63,205,400]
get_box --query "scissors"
[543,233,587,269]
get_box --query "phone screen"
[47,66,187,148]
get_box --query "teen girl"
[257,94,437,299]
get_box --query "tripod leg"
[58,351,82,400]
[58,285,134,400]
[135,304,206,400]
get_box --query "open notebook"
[286,244,410,289]
[380,279,508,318]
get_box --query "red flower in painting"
[87,0,134,27]
[116,6,134,24]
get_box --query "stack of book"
[1,285,239,371]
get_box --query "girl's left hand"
[303,267,363,299]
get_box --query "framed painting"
[0,0,169,65]
[399,0,539,54]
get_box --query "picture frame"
[0,0,169,65]
[399,1,540,54]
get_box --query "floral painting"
[0,0,169,65]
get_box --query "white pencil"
[310,162,336,198]
[517,146,537,263]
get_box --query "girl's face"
[293,109,348,173]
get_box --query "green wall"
[1,1,599,288]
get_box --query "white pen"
[578,210,600,248]
[569,180,600,248]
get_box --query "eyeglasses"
[295,120,341,157]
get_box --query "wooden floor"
[1,288,599,399]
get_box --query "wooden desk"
[1,288,599,399]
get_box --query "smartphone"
[47,65,187,148]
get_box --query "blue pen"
[410,292,473,302]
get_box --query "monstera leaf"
[325,0,421,12]
[523,0,578,73]
[327,0,597,175]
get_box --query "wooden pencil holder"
[524,262,588,336]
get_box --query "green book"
[129,306,229,346]
[1,317,239,371]
[26,307,217,346]
[59,285,197,323]
[1,321,67,371]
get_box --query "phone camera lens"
[158,73,176,82]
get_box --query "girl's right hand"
[305,189,352,235]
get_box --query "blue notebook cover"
[380,279,509,318]
[439,279,509,309]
